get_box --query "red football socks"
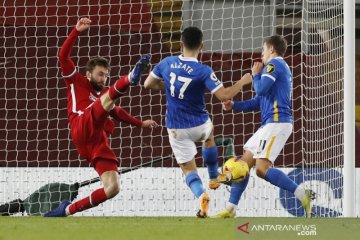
[108,75,130,100]
[68,188,107,215]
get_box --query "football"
[222,157,249,182]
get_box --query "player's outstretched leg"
[128,55,150,86]
[213,175,249,218]
[214,152,254,218]
[43,200,71,217]
[108,75,131,100]
[108,55,150,100]
[43,160,119,217]
[66,187,109,216]
[64,162,119,216]
[262,166,314,218]
[43,187,108,217]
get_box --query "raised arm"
[252,61,275,96]
[59,18,91,77]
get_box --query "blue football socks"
[202,146,219,179]
[229,175,250,205]
[264,168,298,193]
[185,172,205,198]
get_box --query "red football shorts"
[70,99,118,166]
[93,158,118,176]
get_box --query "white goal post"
[343,0,356,218]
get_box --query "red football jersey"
[64,71,108,123]
[57,28,142,164]
[58,28,142,130]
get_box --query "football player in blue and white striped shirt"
[215,35,314,218]
[144,26,252,218]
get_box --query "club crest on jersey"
[89,93,97,102]
[210,72,221,85]
[266,64,275,73]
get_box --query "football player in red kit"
[44,18,158,217]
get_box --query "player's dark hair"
[264,35,288,57]
[86,56,110,72]
[181,26,203,50]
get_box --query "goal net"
[0,0,350,217]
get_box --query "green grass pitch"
[0,217,359,240]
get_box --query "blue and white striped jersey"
[151,55,223,129]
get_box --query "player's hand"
[222,100,233,111]
[144,63,151,74]
[252,62,263,75]
[76,18,91,32]
[141,120,159,128]
[240,73,253,86]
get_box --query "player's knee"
[203,140,214,148]
[100,93,115,112]
[179,161,197,175]
[255,168,267,179]
[105,182,120,199]
[255,158,271,179]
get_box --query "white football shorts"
[244,122,292,163]
[167,119,213,164]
